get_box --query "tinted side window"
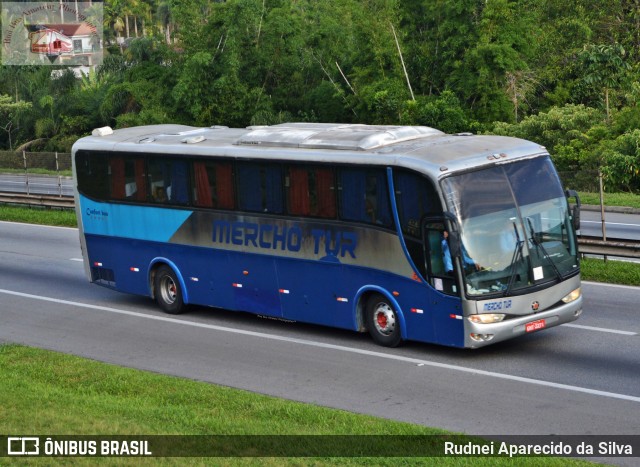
[192,160,235,209]
[237,162,283,214]
[148,158,189,205]
[110,156,147,202]
[338,168,392,228]
[286,166,336,218]
[394,170,440,238]
[75,151,110,200]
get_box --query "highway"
[0,220,639,465]
[580,209,640,240]
[0,173,73,197]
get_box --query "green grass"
[0,167,73,176]
[0,205,76,227]
[580,257,640,286]
[578,191,640,208]
[0,344,595,465]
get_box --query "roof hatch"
[234,123,444,150]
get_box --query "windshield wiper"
[526,217,562,281]
[504,221,525,296]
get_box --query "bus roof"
[73,123,548,178]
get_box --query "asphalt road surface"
[580,209,640,240]
[1,221,639,464]
[0,174,73,196]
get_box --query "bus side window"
[424,222,457,295]
[75,151,110,200]
[427,229,446,276]
[237,162,283,214]
[394,170,440,279]
[339,168,392,227]
[110,156,146,202]
[315,168,336,218]
[288,166,311,216]
[394,170,437,237]
[193,160,235,209]
[286,166,336,218]
[148,158,189,205]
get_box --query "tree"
[578,43,632,120]
[448,0,536,123]
[401,90,470,133]
[0,95,32,150]
[504,70,538,122]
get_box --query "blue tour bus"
[72,123,582,348]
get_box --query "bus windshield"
[441,156,579,298]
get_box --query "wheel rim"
[159,275,177,305]
[373,302,396,336]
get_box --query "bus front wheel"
[366,295,403,347]
[154,265,186,315]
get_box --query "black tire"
[154,265,186,314]
[366,294,403,347]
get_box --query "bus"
[72,123,583,349]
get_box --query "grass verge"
[578,191,640,208]
[0,344,594,465]
[0,168,72,176]
[580,257,640,286]
[0,205,76,227]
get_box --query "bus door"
[423,218,458,295]
[422,218,465,347]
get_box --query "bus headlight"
[561,288,581,303]
[469,314,505,324]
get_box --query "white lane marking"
[2,288,640,404]
[562,323,637,336]
[0,220,77,231]
[581,220,640,227]
[69,258,84,262]
[582,280,640,291]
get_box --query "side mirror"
[565,189,581,231]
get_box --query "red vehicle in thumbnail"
[28,25,73,55]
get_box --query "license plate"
[525,319,546,333]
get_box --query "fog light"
[470,333,495,342]
[562,287,581,303]
[469,313,505,324]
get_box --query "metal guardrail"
[577,235,640,259]
[0,192,75,209]
[1,192,639,259]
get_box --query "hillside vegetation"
[2,0,640,191]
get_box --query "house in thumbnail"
[27,23,99,64]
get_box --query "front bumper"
[463,296,583,348]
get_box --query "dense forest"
[1,0,640,191]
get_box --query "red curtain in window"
[316,168,336,218]
[134,158,147,201]
[289,167,310,215]
[194,162,213,207]
[216,163,234,209]
[110,156,125,199]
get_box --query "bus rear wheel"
[154,265,186,314]
[366,295,403,347]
